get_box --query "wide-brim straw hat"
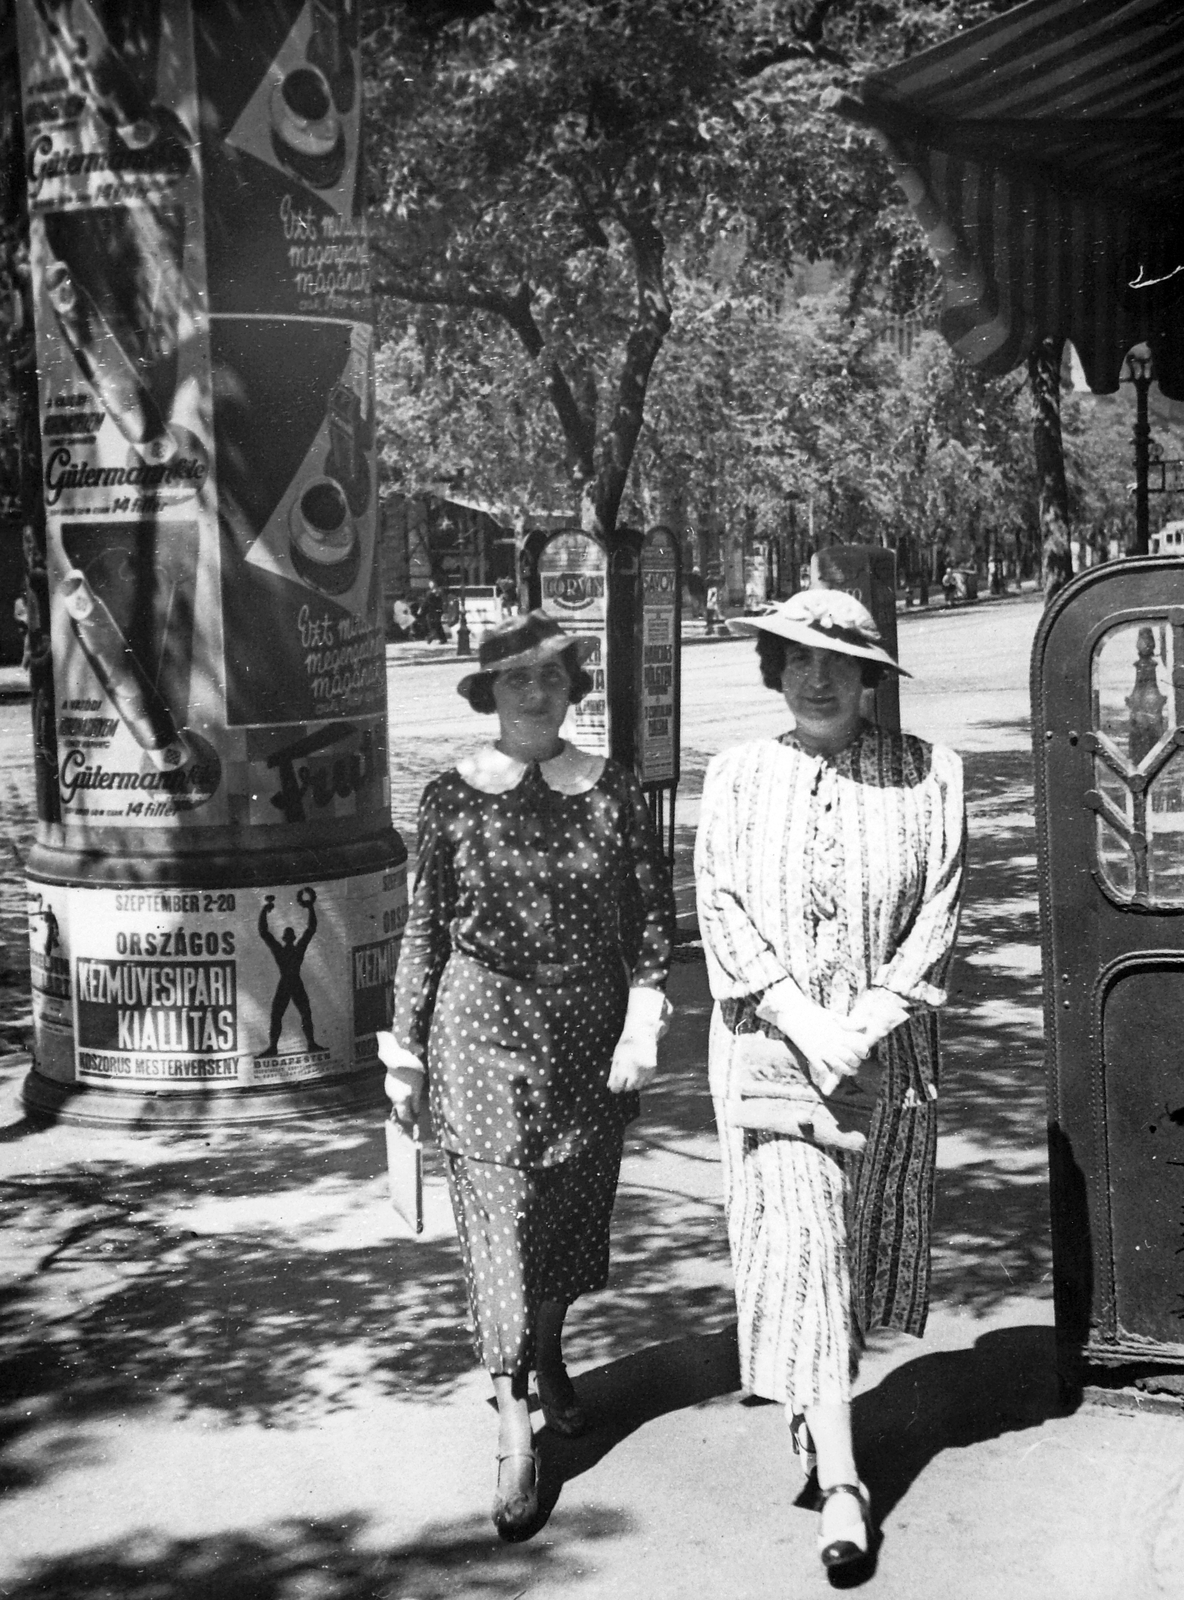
[727,588,910,676]
[457,609,598,701]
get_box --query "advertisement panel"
[15,0,386,838]
[638,531,678,784]
[34,865,407,1092]
[537,531,609,756]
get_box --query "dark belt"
[453,947,596,988]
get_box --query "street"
[9,592,1175,1600]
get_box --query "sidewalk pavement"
[2,913,1183,1595]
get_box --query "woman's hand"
[786,1008,872,1086]
[607,1035,657,1093]
[611,1036,656,1100]
[384,1067,423,1128]
[607,987,668,1093]
[377,1031,424,1128]
[755,980,871,1093]
[846,986,910,1047]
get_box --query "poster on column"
[193,1,385,744]
[537,531,609,756]
[16,0,388,838]
[27,882,74,1080]
[15,0,230,830]
[638,532,678,784]
[67,865,406,1090]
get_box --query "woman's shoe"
[536,1365,588,1437]
[788,1411,817,1479]
[817,1481,873,1571]
[492,1448,539,1541]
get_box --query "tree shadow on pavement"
[531,1326,740,1522]
[933,735,1051,1312]
[0,716,1055,1507]
[0,1507,631,1600]
[0,1114,738,1495]
[855,1322,1070,1524]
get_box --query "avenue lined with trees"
[361,0,1179,600]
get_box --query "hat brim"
[726,613,910,676]
[457,631,598,700]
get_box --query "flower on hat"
[783,587,882,644]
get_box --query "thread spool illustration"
[270,65,345,190]
[33,0,192,165]
[44,257,177,465]
[60,569,190,771]
[289,478,360,595]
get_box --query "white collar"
[456,741,606,795]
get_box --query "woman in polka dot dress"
[380,610,674,1541]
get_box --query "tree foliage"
[362,0,1012,545]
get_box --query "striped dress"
[695,726,964,1410]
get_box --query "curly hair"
[465,643,594,713]
[755,631,885,692]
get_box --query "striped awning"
[835,0,1184,398]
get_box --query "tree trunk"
[1029,336,1073,603]
[587,217,671,547]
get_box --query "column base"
[20,1061,386,1127]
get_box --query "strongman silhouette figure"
[258,887,324,1054]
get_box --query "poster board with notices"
[536,530,609,757]
[637,526,680,785]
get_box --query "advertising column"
[15,0,406,1123]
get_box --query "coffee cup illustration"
[270,65,345,190]
[289,478,360,595]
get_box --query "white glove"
[846,986,910,1046]
[607,986,668,1094]
[377,1030,424,1127]
[755,979,871,1094]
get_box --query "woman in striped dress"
[694,589,964,1573]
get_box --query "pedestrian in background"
[705,579,720,636]
[418,579,448,643]
[695,588,964,1574]
[13,596,28,672]
[380,610,674,1542]
[495,576,517,619]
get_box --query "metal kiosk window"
[1087,614,1184,906]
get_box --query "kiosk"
[1034,558,1184,1395]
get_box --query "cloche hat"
[727,589,909,676]
[457,609,598,701]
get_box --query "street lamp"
[1122,344,1154,555]
[455,526,472,657]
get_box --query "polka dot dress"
[391,752,674,1375]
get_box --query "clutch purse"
[726,1032,876,1155]
[385,1114,424,1235]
